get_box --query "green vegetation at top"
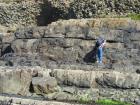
[96,99,132,105]
[127,14,140,20]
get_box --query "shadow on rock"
[1,45,14,57]
[37,0,69,26]
[83,46,98,63]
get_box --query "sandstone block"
[32,77,58,95]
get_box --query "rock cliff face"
[0,18,140,104]
[1,18,139,72]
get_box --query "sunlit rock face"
[0,18,139,72]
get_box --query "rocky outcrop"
[33,69,140,104]
[96,72,140,89]
[0,18,139,72]
[51,69,140,89]
[0,67,53,96]
[0,95,84,105]
[0,18,140,104]
[0,66,139,104]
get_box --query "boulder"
[0,69,32,96]
[32,77,58,95]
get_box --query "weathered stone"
[48,92,76,101]
[44,33,65,38]
[2,33,15,43]
[0,69,32,96]
[130,32,140,41]
[0,95,83,105]
[15,27,33,39]
[33,27,46,38]
[96,73,117,88]
[96,72,140,89]
[32,77,58,95]
[62,86,76,94]
[11,39,38,54]
[51,69,140,89]
[0,18,135,70]
[51,69,92,88]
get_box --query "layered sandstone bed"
[0,67,140,104]
[0,95,83,105]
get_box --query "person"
[95,37,106,64]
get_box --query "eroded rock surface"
[0,68,32,96]
[0,67,139,104]
[32,76,59,95]
[0,18,139,72]
[51,69,140,89]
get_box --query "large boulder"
[0,68,32,96]
[32,77,59,95]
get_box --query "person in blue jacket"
[95,37,106,64]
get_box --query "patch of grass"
[97,14,140,20]
[96,99,132,105]
[127,14,140,20]
[77,93,93,104]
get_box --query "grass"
[77,93,93,104]
[127,14,140,20]
[97,13,140,20]
[96,99,132,105]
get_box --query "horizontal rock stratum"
[0,18,139,72]
[0,95,83,105]
[0,67,139,104]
